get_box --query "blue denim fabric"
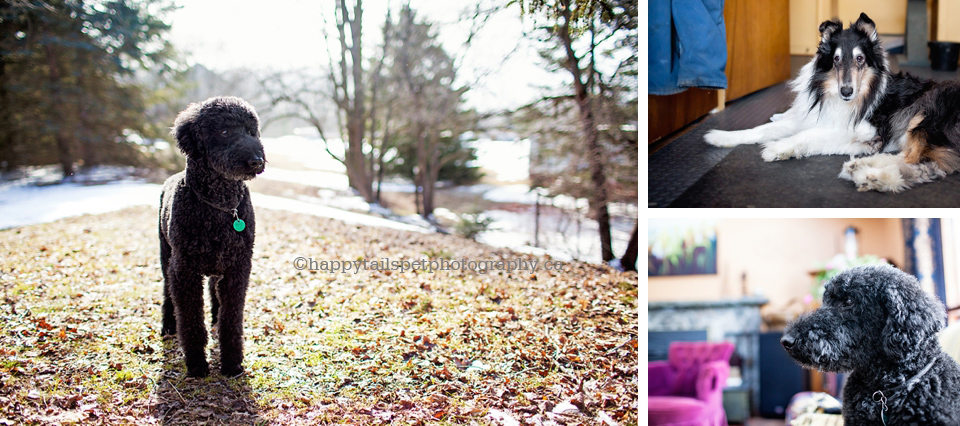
[649,0,728,95]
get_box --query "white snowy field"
[0,181,163,230]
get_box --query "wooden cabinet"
[649,0,791,143]
[724,0,791,101]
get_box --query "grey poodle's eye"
[843,298,855,308]
[220,129,229,137]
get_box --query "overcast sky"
[165,0,563,112]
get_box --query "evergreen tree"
[382,5,476,218]
[0,0,180,176]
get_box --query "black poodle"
[159,96,265,377]
[781,264,960,424]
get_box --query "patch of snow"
[309,191,371,213]
[261,135,346,172]
[487,409,521,426]
[367,203,394,217]
[480,184,538,204]
[476,208,636,264]
[432,207,460,223]
[399,214,433,229]
[375,181,418,193]
[258,168,350,191]
[465,139,530,182]
[0,181,162,230]
[249,193,427,233]
[0,178,427,234]
[0,165,149,189]
[461,183,592,211]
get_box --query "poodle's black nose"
[780,334,795,350]
[248,156,264,169]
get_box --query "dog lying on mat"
[705,13,960,192]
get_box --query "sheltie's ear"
[819,19,842,43]
[854,13,879,41]
[818,20,842,56]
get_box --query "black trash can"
[929,41,960,71]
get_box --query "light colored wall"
[790,0,821,55]
[938,0,960,41]
[837,0,907,33]
[789,0,908,55]
[648,218,905,309]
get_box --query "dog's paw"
[848,165,907,193]
[862,135,884,153]
[704,130,740,147]
[186,360,210,378]
[839,158,861,181]
[221,364,244,378]
[161,324,177,337]
[761,145,795,162]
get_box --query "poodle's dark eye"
[220,129,229,137]
[843,298,855,308]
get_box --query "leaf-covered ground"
[0,206,638,425]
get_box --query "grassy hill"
[0,206,638,425]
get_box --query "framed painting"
[648,219,718,276]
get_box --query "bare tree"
[332,0,375,202]
[262,2,489,213]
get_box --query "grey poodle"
[159,96,265,377]
[781,264,960,424]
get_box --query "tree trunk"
[337,0,375,202]
[45,45,74,177]
[376,103,394,204]
[421,132,442,219]
[0,51,12,170]
[414,114,431,218]
[557,0,613,262]
[534,192,541,248]
[414,172,422,216]
[620,222,638,272]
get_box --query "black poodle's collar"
[193,190,246,232]
[871,357,938,425]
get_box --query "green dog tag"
[233,218,246,232]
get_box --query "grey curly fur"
[159,96,265,378]
[782,264,960,424]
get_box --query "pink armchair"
[648,341,735,426]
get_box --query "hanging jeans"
[649,0,728,95]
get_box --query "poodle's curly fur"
[159,96,265,377]
[782,264,960,424]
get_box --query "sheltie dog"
[704,13,960,192]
